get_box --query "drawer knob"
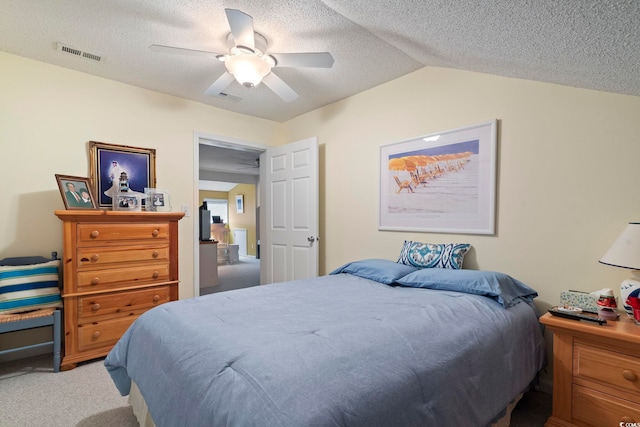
[91,303,101,312]
[152,229,159,237]
[623,370,637,382]
[91,277,100,285]
[90,254,100,262]
[90,230,100,238]
[92,331,101,339]
[153,295,160,303]
[152,251,159,258]
[152,271,159,279]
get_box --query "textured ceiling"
[2,1,638,124]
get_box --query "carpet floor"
[1,353,551,426]
[201,255,260,295]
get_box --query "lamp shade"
[599,222,640,270]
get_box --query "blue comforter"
[105,273,546,427]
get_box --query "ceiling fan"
[236,158,260,170]
[149,8,334,102]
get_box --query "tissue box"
[560,290,599,312]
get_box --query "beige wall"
[199,186,257,256]
[3,53,640,308]
[283,66,640,313]
[4,50,640,376]
[282,67,640,386]
[0,52,281,300]
[227,184,257,256]
[0,52,281,357]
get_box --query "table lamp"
[599,222,640,317]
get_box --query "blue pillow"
[397,241,470,269]
[330,259,418,285]
[395,268,538,308]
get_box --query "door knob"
[307,236,315,243]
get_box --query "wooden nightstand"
[540,312,640,426]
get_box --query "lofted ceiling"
[1,1,639,125]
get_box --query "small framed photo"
[112,192,142,212]
[236,194,244,213]
[144,188,171,212]
[55,174,98,210]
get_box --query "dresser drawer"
[76,263,170,292]
[78,286,170,320]
[574,342,640,396]
[572,385,640,425]
[77,245,169,268]
[77,223,169,244]
[77,315,138,352]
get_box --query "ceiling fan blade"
[204,72,235,96]
[149,44,219,59]
[225,9,255,50]
[271,52,334,68]
[262,72,298,102]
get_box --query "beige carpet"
[0,354,137,426]
[201,256,260,295]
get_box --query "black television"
[199,208,211,241]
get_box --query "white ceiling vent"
[56,43,102,62]
[211,92,241,103]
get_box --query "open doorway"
[194,133,266,297]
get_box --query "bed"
[105,259,546,427]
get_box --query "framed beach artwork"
[89,141,156,209]
[379,120,497,235]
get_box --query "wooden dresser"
[55,210,184,370]
[540,312,640,426]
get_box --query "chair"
[393,175,414,193]
[0,255,62,372]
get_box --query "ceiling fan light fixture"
[225,54,271,88]
[264,54,277,68]
[232,45,254,55]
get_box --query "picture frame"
[112,192,142,212]
[144,188,171,212]
[379,120,497,235]
[236,195,244,213]
[55,174,98,210]
[89,141,156,209]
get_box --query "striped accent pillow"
[0,260,62,314]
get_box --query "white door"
[260,137,319,284]
[232,228,247,256]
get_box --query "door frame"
[192,131,267,297]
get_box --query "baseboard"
[0,346,52,363]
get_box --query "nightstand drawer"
[574,343,640,396]
[77,223,169,243]
[78,286,170,320]
[573,385,640,425]
[77,245,169,268]
[76,263,170,292]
